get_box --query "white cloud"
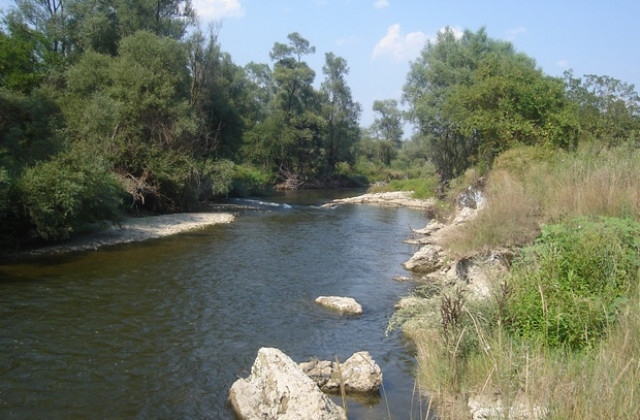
[192,0,245,20]
[371,24,427,62]
[557,59,570,68]
[373,0,390,9]
[506,26,527,40]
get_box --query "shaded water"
[0,191,431,419]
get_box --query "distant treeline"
[1,1,638,245]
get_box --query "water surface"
[0,191,431,419]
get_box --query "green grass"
[368,177,438,199]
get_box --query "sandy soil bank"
[27,212,235,256]
[323,191,436,210]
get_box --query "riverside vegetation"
[2,2,640,417]
[393,145,640,419]
[387,24,640,420]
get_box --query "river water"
[0,191,431,419]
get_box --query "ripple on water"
[0,199,430,419]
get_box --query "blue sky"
[2,0,639,130]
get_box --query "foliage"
[564,71,640,146]
[231,164,274,197]
[504,217,640,350]
[368,177,437,199]
[404,27,580,181]
[0,30,42,92]
[0,86,63,170]
[18,148,124,241]
[320,52,361,176]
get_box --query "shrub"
[504,217,640,350]
[231,164,274,197]
[19,150,124,241]
[369,177,437,199]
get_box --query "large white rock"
[468,395,547,420]
[402,244,445,273]
[229,348,346,420]
[315,296,363,315]
[299,351,383,394]
[324,351,383,394]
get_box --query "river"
[0,190,431,419]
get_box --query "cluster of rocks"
[230,286,371,417]
[229,348,382,420]
[400,191,511,302]
[299,351,382,394]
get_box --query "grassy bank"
[396,144,640,419]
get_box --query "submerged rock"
[229,347,346,420]
[299,351,383,394]
[315,296,363,315]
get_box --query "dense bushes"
[19,149,124,241]
[505,217,640,349]
[231,165,274,197]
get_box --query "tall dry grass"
[414,296,640,419]
[442,144,640,256]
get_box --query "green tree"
[404,27,494,180]
[243,32,324,183]
[111,0,195,40]
[564,71,640,146]
[8,0,70,61]
[404,27,578,180]
[66,0,120,55]
[0,29,43,92]
[320,52,361,176]
[445,51,579,167]
[187,27,248,159]
[243,61,274,127]
[369,99,403,165]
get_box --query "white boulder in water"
[229,347,346,420]
[314,296,363,315]
[300,351,383,394]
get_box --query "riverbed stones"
[299,351,383,394]
[229,347,346,420]
[315,296,363,315]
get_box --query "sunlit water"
[0,191,432,419]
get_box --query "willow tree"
[404,27,578,180]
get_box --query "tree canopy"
[0,2,638,246]
[404,27,580,180]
